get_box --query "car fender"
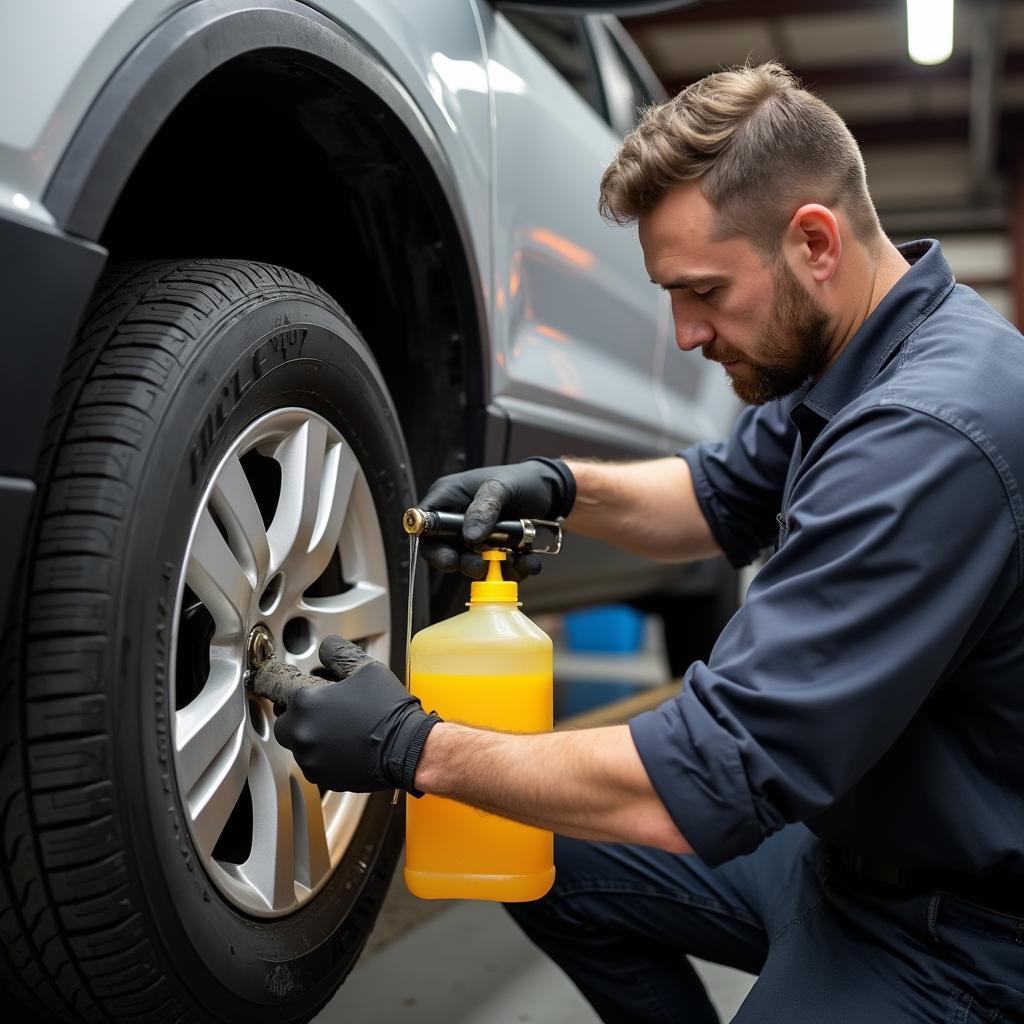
[40,0,490,288]
[0,0,496,628]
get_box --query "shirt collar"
[791,239,955,445]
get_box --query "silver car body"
[0,0,738,608]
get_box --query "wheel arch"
[44,0,493,491]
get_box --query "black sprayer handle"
[402,508,562,554]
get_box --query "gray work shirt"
[630,240,1024,873]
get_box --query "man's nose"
[674,318,715,352]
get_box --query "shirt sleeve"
[633,404,1017,867]
[680,397,798,568]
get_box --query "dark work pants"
[505,825,1024,1023]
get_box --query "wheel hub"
[246,625,276,681]
[170,407,388,917]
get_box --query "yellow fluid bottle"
[404,549,555,902]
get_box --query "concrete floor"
[319,885,756,1023]
[315,610,758,1022]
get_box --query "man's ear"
[785,204,840,284]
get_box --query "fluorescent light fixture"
[907,0,954,65]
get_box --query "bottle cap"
[470,550,519,603]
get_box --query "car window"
[502,11,606,120]
[607,31,656,123]
[590,20,664,134]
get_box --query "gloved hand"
[418,457,576,580]
[273,636,442,796]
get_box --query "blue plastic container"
[564,604,645,654]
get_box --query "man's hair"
[599,62,882,258]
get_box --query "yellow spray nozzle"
[483,549,506,581]
[471,549,518,603]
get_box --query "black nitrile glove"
[418,457,575,580]
[273,636,441,796]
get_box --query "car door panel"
[479,6,663,451]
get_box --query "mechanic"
[275,63,1024,1022]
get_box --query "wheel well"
[99,50,485,493]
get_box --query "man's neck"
[822,238,912,374]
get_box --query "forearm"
[563,456,720,562]
[413,721,692,853]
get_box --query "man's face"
[639,182,834,405]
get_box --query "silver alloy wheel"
[170,408,391,916]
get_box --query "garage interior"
[309,2,1024,1021]
[623,0,1024,329]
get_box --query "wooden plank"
[556,681,679,730]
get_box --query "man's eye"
[694,287,716,300]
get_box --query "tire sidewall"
[117,291,412,1016]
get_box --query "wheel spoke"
[175,408,386,916]
[175,658,246,794]
[187,508,253,637]
[187,721,252,859]
[338,473,388,587]
[291,774,332,891]
[303,583,391,644]
[209,454,270,588]
[239,741,297,912]
[267,418,328,578]
[304,442,359,588]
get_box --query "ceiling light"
[907,0,954,65]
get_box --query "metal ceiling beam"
[844,111,1023,147]
[661,52,1024,95]
[622,0,895,27]
[879,204,1008,236]
[847,115,971,145]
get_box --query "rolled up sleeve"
[681,398,797,567]
[635,404,1017,866]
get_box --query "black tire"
[0,260,417,1022]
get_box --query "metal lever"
[402,508,562,554]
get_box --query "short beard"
[708,259,833,405]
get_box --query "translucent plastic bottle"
[404,549,555,902]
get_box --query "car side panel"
[0,0,153,219]
[0,0,493,298]
[0,0,727,614]
[0,0,500,628]
[313,0,493,325]
[2,0,496,443]
[481,6,665,452]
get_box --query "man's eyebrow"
[648,275,725,290]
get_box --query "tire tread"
[0,260,340,1023]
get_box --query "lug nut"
[246,625,276,679]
